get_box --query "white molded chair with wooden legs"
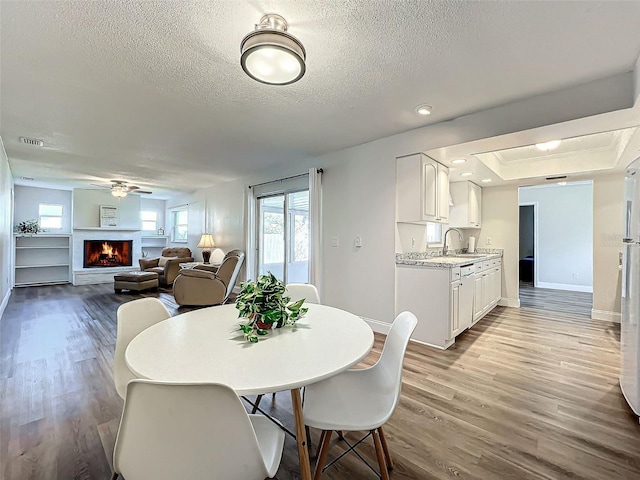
[303,311,418,480]
[250,282,321,415]
[113,298,171,399]
[110,380,285,480]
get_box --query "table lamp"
[197,233,215,264]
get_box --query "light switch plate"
[354,235,363,247]
[330,236,339,247]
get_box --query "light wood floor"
[520,282,593,318]
[1,284,639,479]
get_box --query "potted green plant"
[236,272,308,343]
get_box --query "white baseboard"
[361,316,453,349]
[536,282,593,293]
[0,288,10,320]
[361,316,391,335]
[591,309,621,323]
[498,297,520,308]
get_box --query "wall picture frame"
[99,205,119,228]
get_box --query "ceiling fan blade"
[90,183,111,188]
[135,190,153,194]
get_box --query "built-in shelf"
[16,246,70,250]
[15,263,70,269]
[14,234,72,287]
[141,235,168,253]
[73,227,141,231]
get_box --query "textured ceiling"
[2,0,640,195]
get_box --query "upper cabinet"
[449,181,482,228]
[397,154,449,223]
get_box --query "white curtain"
[244,185,257,281]
[309,168,323,294]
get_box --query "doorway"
[256,190,310,283]
[518,182,593,317]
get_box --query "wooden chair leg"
[378,426,394,470]
[110,472,119,480]
[272,392,277,400]
[252,394,264,414]
[336,430,345,440]
[315,429,328,458]
[314,430,333,480]
[372,429,390,480]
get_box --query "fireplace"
[83,240,133,268]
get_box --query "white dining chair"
[250,283,321,414]
[302,311,418,480]
[110,380,285,480]
[285,283,321,305]
[113,297,171,399]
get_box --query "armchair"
[173,250,245,306]
[139,247,194,286]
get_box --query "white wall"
[166,192,205,260]
[593,174,624,321]
[14,185,72,233]
[519,182,594,292]
[0,138,13,318]
[140,197,166,233]
[165,79,636,326]
[73,189,141,229]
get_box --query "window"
[171,208,188,243]
[39,203,63,230]
[426,222,443,246]
[141,210,157,232]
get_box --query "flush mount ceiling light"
[460,172,473,177]
[240,14,306,86]
[451,159,466,164]
[535,139,562,152]
[415,104,433,115]
[480,178,492,183]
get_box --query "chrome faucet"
[442,228,463,256]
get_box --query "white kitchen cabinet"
[472,258,502,323]
[449,181,482,228]
[396,153,449,224]
[396,255,501,349]
[450,280,462,339]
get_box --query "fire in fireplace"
[84,240,133,268]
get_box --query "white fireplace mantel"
[72,229,142,285]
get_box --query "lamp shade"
[197,234,216,249]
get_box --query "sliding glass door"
[257,190,309,283]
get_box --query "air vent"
[545,175,567,181]
[19,137,44,147]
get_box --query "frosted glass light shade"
[240,15,306,86]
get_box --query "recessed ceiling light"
[460,172,473,177]
[535,140,562,152]
[451,159,466,164]
[415,104,433,115]
[557,181,567,186]
[480,178,492,183]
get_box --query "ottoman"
[114,271,159,293]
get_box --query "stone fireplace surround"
[73,229,142,285]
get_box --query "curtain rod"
[249,168,323,189]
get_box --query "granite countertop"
[396,249,503,268]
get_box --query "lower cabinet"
[396,257,502,349]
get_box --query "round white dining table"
[125,303,374,480]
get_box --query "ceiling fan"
[91,180,153,198]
